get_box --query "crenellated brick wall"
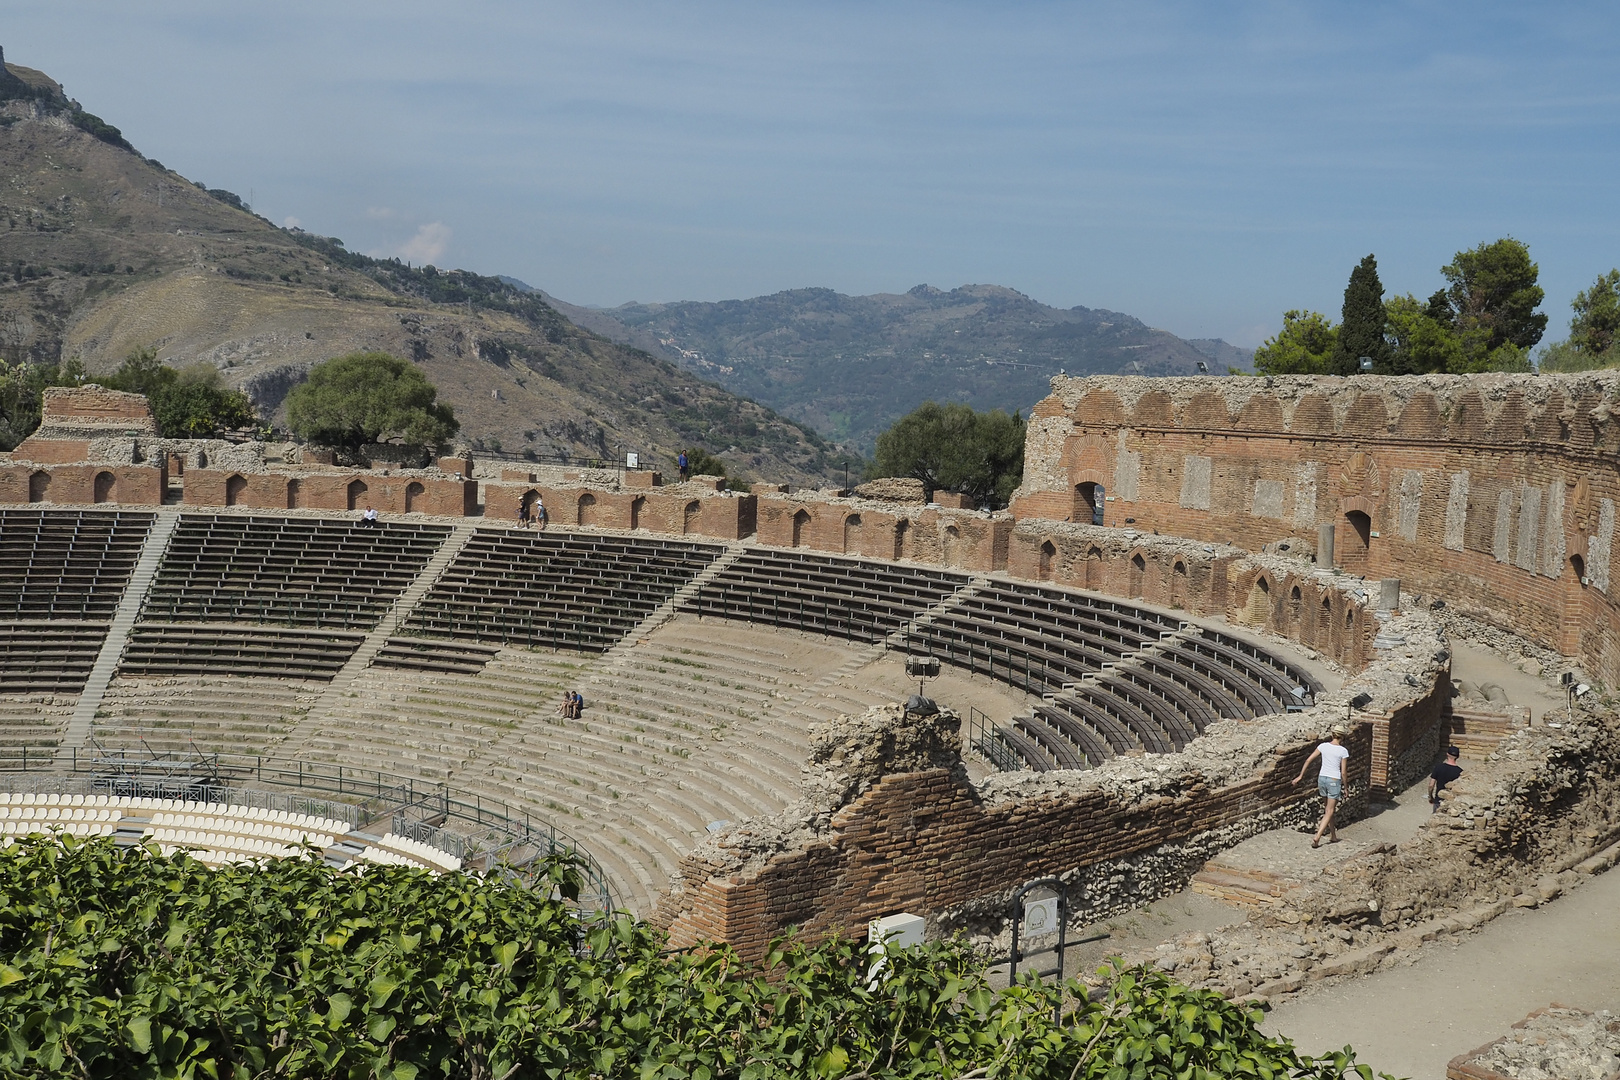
[1009,372,1620,685]
[482,480,757,541]
[184,468,476,517]
[753,492,1013,571]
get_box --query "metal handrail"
[0,748,614,912]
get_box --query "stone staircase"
[55,509,179,766]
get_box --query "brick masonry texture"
[657,605,1448,962]
[1008,372,1620,686]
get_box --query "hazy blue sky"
[6,2,1619,347]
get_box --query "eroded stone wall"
[1010,372,1620,684]
[657,607,1447,962]
[753,491,1013,572]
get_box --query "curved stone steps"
[92,675,320,756]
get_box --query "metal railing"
[0,747,614,912]
[967,706,1022,772]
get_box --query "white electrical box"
[866,912,926,988]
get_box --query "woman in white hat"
[1293,724,1350,848]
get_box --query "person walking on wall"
[534,495,548,531]
[678,450,689,480]
[1428,745,1463,812]
[1293,723,1350,848]
[518,497,532,529]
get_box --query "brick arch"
[225,474,247,506]
[684,500,703,535]
[346,479,368,511]
[27,470,49,503]
[93,471,116,504]
[1126,547,1148,598]
[405,481,425,513]
[577,492,598,526]
[792,508,811,548]
[1038,540,1057,581]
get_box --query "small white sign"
[626,452,639,469]
[1022,896,1060,939]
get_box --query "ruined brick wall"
[0,462,165,506]
[1010,373,1620,684]
[34,385,157,432]
[184,469,475,516]
[753,492,1014,572]
[482,480,755,541]
[660,619,1446,960]
[1005,520,1378,671]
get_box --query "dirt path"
[1264,863,1620,1079]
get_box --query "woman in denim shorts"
[1293,724,1350,848]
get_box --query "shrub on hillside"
[286,351,459,460]
[0,834,1397,1079]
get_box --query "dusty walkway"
[1265,864,1620,1079]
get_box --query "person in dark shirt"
[1428,746,1462,811]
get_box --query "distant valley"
[532,283,1251,450]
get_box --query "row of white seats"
[354,846,441,871]
[0,794,350,836]
[149,812,337,842]
[376,832,462,872]
[151,844,317,867]
[1,793,122,807]
[143,822,335,847]
[0,807,122,822]
[1,821,119,838]
[146,829,302,857]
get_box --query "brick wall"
[184,469,476,516]
[661,653,1446,961]
[0,462,166,506]
[1010,372,1620,685]
[483,481,756,541]
[37,385,157,430]
[753,494,1014,572]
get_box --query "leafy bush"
[869,401,1024,509]
[286,352,459,457]
[0,834,1396,1080]
[0,357,84,450]
[101,347,257,438]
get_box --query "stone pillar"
[1317,522,1336,567]
[1377,578,1401,611]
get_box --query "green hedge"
[0,835,1396,1079]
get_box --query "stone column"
[1317,522,1336,567]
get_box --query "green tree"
[1330,254,1390,374]
[869,401,1024,508]
[1539,269,1620,373]
[285,351,458,455]
[101,347,256,438]
[1571,269,1620,356]
[682,446,728,479]
[0,357,83,450]
[1252,311,1339,375]
[1383,294,1463,374]
[1437,238,1547,371]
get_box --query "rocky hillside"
[0,52,839,484]
[539,283,1250,450]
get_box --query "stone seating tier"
[680,549,972,643]
[141,516,450,630]
[117,625,365,680]
[0,623,107,694]
[407,531,723,651]
[0,509,153,621]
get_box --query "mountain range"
[1,46,1249,476]
[534,284,1250,449]
[0,52,837,484]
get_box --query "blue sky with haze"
[5,1,1618,348]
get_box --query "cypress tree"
[1330,254,1391,375]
